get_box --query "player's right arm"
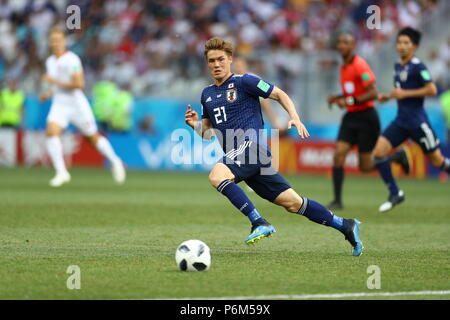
[42,70,84,90]
[185,105,214,140]
[327,94,344,104]
[39,58,53,102]
[327,94,347,110]
[42,54,85,91]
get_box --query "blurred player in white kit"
[40,28,125,187]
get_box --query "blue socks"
[217,179,350,233]
[375,155,449,194]
[247,209,263,224]
[217,179,266,225]
[297,197,349,232]
[375,157,400,195]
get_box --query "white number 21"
[213,106,227,124]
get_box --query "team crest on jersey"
[399,67,409,82]
[226,89,237,102]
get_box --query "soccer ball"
[175,240,211,272]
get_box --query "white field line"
[153,290,450,300]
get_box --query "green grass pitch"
[0,167,449,299]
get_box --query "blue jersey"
[393,57,433,127]
[201,73,274,154]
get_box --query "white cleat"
[49,172,71,187]
[379,201,393,213]
[112,159,126,185]
[379,190,405,213]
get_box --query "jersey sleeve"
[201,104,210,120]
[355,58,376,88]
[241,74,274,99]
[200,92,210,120]
[69,54,83,74]
[417,63,433,86]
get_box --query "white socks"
[46,136,68,175]
[47,135,120,176]
[95,136,120,164]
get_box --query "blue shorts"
[383,120,440,154]
[219,142,291,202]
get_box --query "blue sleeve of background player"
[417,63,433,86]
[201,104,209,119]
[200,92,210,119]
[241,74,274,99]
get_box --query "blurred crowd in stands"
[0,0,448,98]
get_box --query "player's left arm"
[337,83,378,108]
[390,82,437,100]
[390,65,437,100]
[354,83,378,104]
[42,56,85,90]
[346,60,378,105]
[268,86,309,139]
[259,98,282,130]
[241,74,308,138]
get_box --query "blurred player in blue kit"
[185,37,364,256]
[375,27,450,212]
[326,33,410,211]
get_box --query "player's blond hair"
[49,26,66,37]
[204,37,234,59]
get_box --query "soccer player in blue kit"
[185,37,364,256]
[375,27,450,212]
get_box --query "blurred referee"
[327,33,409,210]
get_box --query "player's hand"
[185,105,199,128]
[390,88,407,100]
[42,74,56,85]
[336,97,347,109]
[39,92,50,103]
[378,93,391,103]
[288,119,310,139]
[327,95,338,109]
[327,95,338,104]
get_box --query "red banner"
[277,138,428,178]
[0,129,103,168]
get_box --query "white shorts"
[47,95,98,136]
